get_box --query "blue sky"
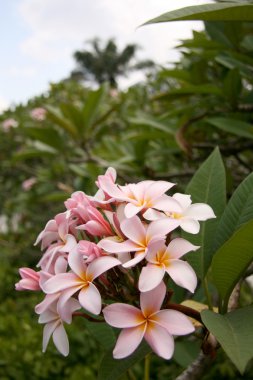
[0,0,212,113]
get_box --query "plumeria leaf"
[211,219,253,312]
[97,341,151,380]
[206,117,253,139]
[183,148,226,279]
[212,172,253,252]
[84,320,116,350]
[201,307,253,374]
[173,340,200,368]
[142,3,253,25]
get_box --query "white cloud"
[18,0,212,64]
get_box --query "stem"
[73,312,104,323]
[144,354,150,380]
[204,278,213,310]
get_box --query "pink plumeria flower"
[22,177,37,191]
[15,268,41,291]
[103,282,194,359]
[139,239,199,293]
[2,118,18,131]
[99,178,179,218]
[98,215,179,268]
[38,298,79,356]
[144,193,216,234]
[77,206,114,237]
[30,107,47,121]
[77,240,105,263]
[42,252,121,319]
[65,191,94,220]
[91,167,117,205]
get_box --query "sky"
[0,0,212,113]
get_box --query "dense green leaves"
[202,307,253,373]
[206,118,253,139]
[183,148,226,279]
[143,3,253,25]
[84,321,115,350]
[213,172,253,252]
[211,219,253,312]
[97,342,151,380]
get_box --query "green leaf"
[46,105,79,138]
[97,342,151,380]
[153,84,222,101]
[211,219,253,311]
[82,85,107,135]
[213,173,253,252]
[128,114,175,135]
[24,127,65,150]
[173,340,200,368]
[84,321,115,350]
[183,148,226,280]
[206,117,253,139]
[223,69,242,107]
[142,4,253,25]
[201,307,253,373]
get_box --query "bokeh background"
[1,0,253,379]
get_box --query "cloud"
[18,0,211,64]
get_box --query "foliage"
[1,14,253,380]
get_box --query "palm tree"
[71,38,154,88]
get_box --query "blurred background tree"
[71,38,154,87]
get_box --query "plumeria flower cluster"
[16,168,215,359]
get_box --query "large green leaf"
[46,105,79,138]
[97,342,151,380]
[183,148,226,280]
[201,307,253,373]
[211,219,253,311]
[142,3,253,25]
[82,85,107,135]
[213,172,253,252]
[84,321,115,350]
[206,117,253,139]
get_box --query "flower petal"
[180,218,200,234]
[35,293,60,315]
[140,282,166,316]
[58,287,82,323]
[98,238,138,253]
[42,320,59,353]
[153,195,181,212]
[143,208,163,221]
[166,260,197,293]
[145,181,175,201]
[146,219,179,242]
[120,216,146,245]
[87,256,121,280]
[42,273,81,294]
[144,322,174,359]
[68,249,87,278]
[152,310,194,336]
[113,325,146,359]
[78,283,101,315]
[139,265,165,292]
[124,203,144,218]
[166,238,199,259]
[53,323,69,356]
[173,193,192,210]
[103,303,144,328]
[122,251,146,268]
[184,203,216,221]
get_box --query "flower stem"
[144,354,150,380]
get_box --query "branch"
[175,351,213,380]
